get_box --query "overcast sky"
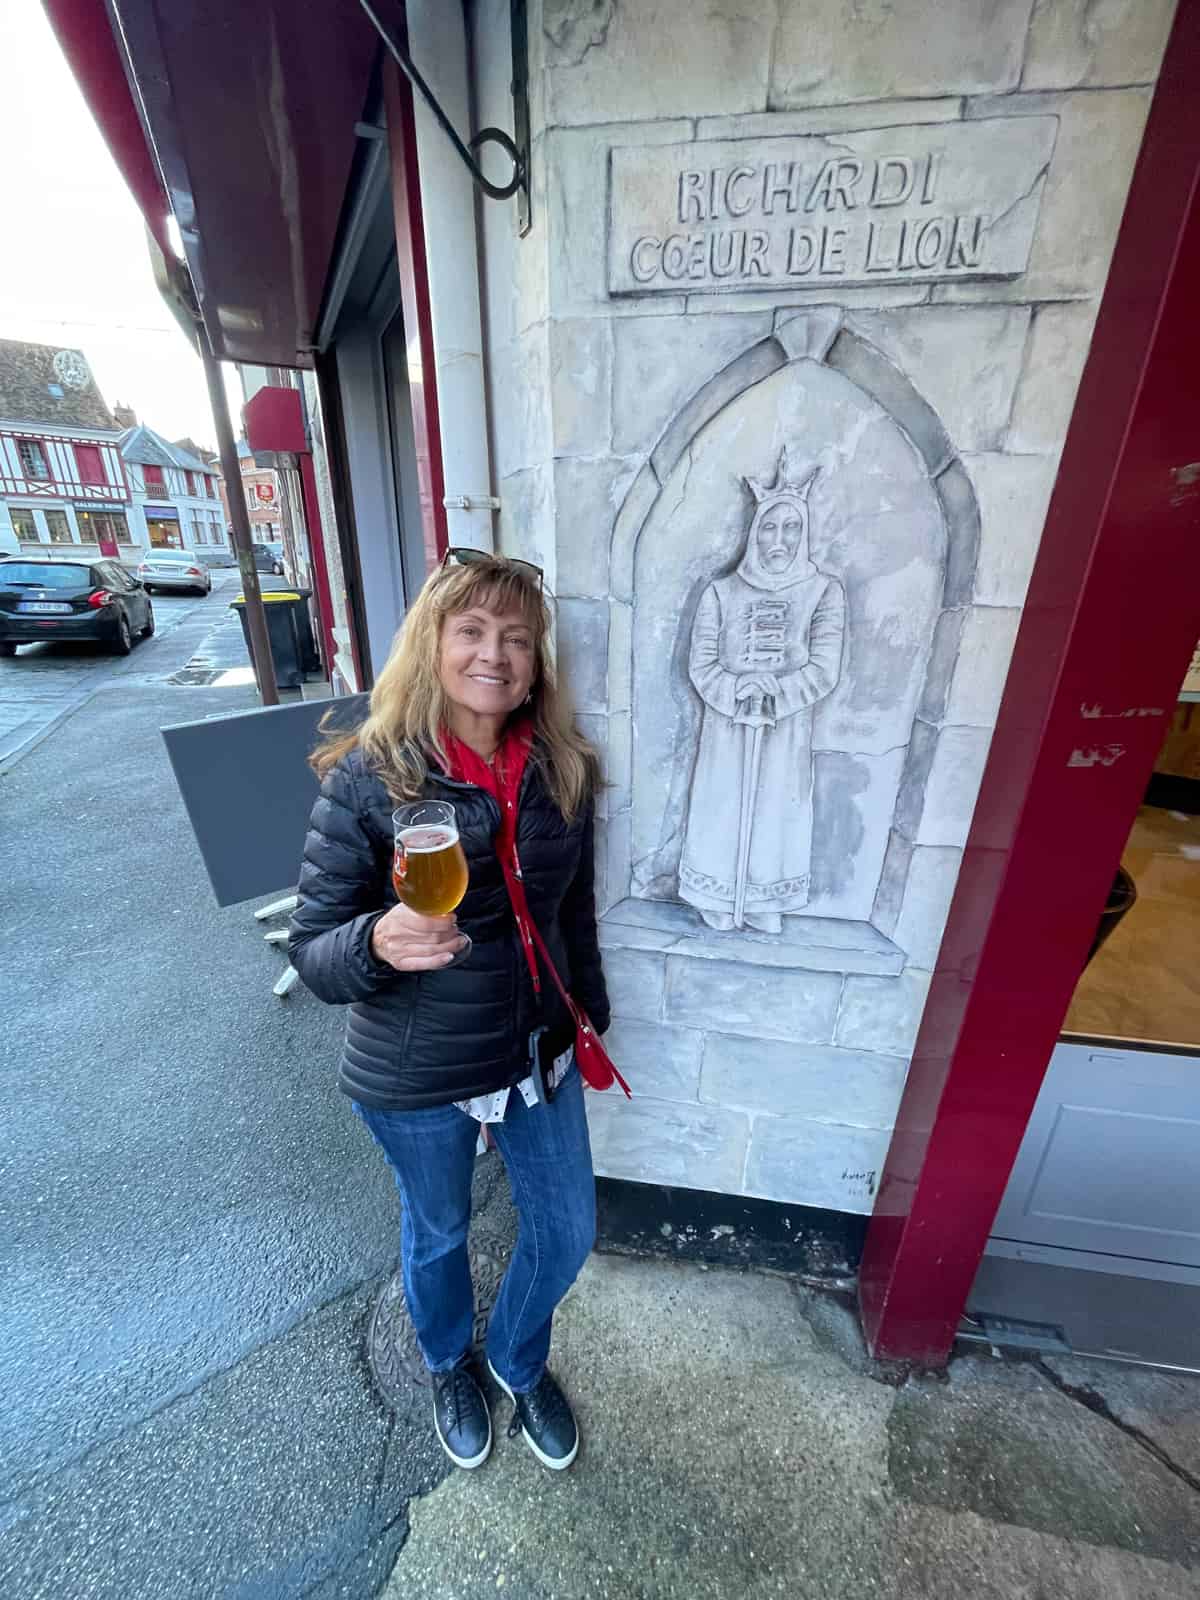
[0,0,242,448]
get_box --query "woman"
[289,553,607,1474]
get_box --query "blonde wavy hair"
[312,555,598,819]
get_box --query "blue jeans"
[355,1063,596,1393]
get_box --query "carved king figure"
[679,449,846,932]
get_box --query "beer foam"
[398,824,460,853]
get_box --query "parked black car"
[0,558,155,657]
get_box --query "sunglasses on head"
[440,547,544,592]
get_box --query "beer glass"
[392,801,471,965]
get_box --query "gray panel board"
[161,694,368,907]
[990,1041,1200,1269]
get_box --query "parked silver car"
[137,550,212,596]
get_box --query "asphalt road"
[0,580,459,1598]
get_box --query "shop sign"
[608,117,1057,296]
[254,483,276,505]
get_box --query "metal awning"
[47,0,380,368]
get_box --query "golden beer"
[393,822,469,916]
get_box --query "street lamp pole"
[198,333,279,706]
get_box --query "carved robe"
[679,554,845,922]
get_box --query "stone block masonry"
[590,936,931,1213]
[473,0,1175,1211]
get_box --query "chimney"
[113,402,137,430]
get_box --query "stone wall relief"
[605,308,982,968]
[680,450,846,932]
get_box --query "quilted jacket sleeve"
[558,799,610,1035]
[288,759,404,1006]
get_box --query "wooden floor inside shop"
[1066,804,1200,1049]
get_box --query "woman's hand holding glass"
[372,800,473,971]
[370,899,468,971]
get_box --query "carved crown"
[745,446,820,508]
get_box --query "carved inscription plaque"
[608,117,1057,296]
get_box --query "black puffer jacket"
[288,746,609,1110]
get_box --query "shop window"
[74,444,105,485]
[77,509,125,548]
[147,516,182,549]
[17,440,51,480]
[44,510,74,543]
[10,507,38,541]
[143,463,164,490]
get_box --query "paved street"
[0,568,245,772]
[0,583,462,1598]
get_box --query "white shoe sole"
[487,1360,579,1470]
[433,1396,492,1470]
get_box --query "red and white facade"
[0,424,133,557]
[216,439,287,545]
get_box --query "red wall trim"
[383,55,448,572]
[859,3,1200,1365]
[298,452,338,678]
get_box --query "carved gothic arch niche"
[604,307,981,965]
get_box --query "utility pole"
[199,332,279,706]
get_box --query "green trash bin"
[230,590,307,689]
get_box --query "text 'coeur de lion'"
[609,117,1058,296]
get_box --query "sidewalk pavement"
[384,1248,1200,1600]
[4,586,1197,1599]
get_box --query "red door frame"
[297,452,338,675]
[383,48,449,573]
[859,3,1200,1366]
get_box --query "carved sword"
[732,690,771,929]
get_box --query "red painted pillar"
[297,452,337,678]
[384,52,448,572]
[859,3,1200,1365]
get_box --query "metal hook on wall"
[356,0,531,231]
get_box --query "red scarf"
[440,718,631,1099]
[441,717,542,997]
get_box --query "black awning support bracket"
[357,0,531,231]
[509,0,531,235]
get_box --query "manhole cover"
[368,1245,509,1409]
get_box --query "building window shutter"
[74,444,105,484]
